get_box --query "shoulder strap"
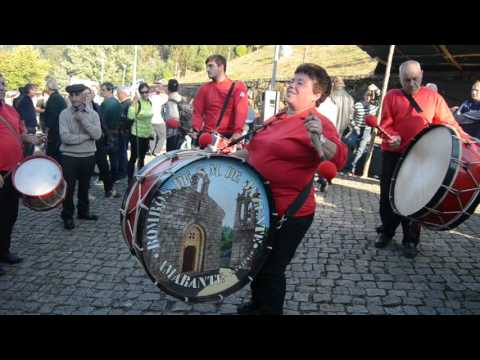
[401,90,423,113]
[276,176,315,229]
[215,81,236,129]
[0,114,22,147]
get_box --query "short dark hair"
[294,63,332,106]
[138,82,150,93]
[205,54,227,72]
[101,82,114,92]
[168,79,179,92]
[23,83,37,94]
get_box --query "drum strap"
[275,176,315,229]
[0,114,22,146]
[401,90,423,113]
[214,81,236,130]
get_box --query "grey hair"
[116,86,131,95]
[399,60,422,76]
[46,79,59,90]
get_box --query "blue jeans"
[344,127,371,172]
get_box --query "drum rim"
[120,153,173,253]
[12,155,64,197]
[390,125,461,224]
[133,152,276,303]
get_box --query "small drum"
[120,149,275,302]
[390,125,480,230]
[12,155,66,211]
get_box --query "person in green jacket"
[127,82,154,184]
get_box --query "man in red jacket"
[192,54,248,143]
[0,73,44,276]
[376,60,469,258]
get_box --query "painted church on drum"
[149,168,257,274]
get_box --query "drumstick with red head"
[364,115,394,141]
[318,160,337,182]
[198,132,214,149]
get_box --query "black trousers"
[251,214,314,315]
[379,151,421,243]
[46,132,62,165]
[0,171,20,256]
[166,134,185,152]
[95,139,113,193]
[61,155,95,220]
[128,135,150,181]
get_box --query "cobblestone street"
[1,170,479,315]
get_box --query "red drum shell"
[391,125,480,230]
[12,155,66,211]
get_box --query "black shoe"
[105,191,112,198]
[375,234,393,249]
[0,266,5,276]
[318,178,328,193]
[0,253,23,264]
[402,242,418,258]
[237,301,260,315]
[78,214,98,221]
[64,219,75,230]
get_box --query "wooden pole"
[361,45,396,178]
[132,45,138,88]
[270,45,280,90]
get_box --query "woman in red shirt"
[235,64,347,315]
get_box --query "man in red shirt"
[192,54,248,143]
[0,73,44,276]
[376,60,469,258]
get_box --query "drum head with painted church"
[135,155,274,302]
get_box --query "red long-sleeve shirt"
[247,107,347,217]
[192,78,248,136]
[380,87,469,153]
[0,103,24,172]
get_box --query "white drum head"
[14,158,62,196]
[394,127,454,216]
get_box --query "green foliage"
[221,226,233,252]
[1,45,255,91]
[234,45,248,57]
[0,46,51,91]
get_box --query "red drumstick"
[364,115,394,141]
[318,160,337,181]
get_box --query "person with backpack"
[127,82,154,184]
[163,79,192,151]
[150,79,168,155]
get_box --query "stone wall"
[146,179,225,274]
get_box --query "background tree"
[0,46,50,91]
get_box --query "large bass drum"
[120,150,275,303]
[390,125,480,230]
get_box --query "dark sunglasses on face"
[140,90,149,94]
